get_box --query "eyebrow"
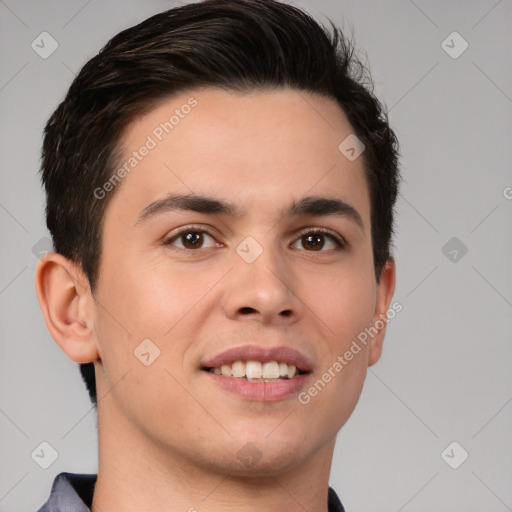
[135,193,364,231]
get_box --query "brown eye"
[164,228,219,250]
[181,232,204,249]
[291,229,345,252]
[302,233,325,251]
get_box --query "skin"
[35,88,395,512]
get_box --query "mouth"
[200,345,312,400]
[204,360,309,382]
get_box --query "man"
[35,0,400,510]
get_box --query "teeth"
[232,360,245,378]
[210,360,300,380]
[263,361,280,379]
[246,361,262,379]
[221,364,232,377]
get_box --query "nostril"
[240,307,255,314]
[280,309,292,317]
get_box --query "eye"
[163,226,221,250]
[291,228,346,252]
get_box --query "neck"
[91,400,336,512]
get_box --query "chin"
[231,429,325,476]
[205,445,310,478]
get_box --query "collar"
[37,472,96,512]
[38,472,345,511]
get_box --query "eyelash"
[162,224,346,252]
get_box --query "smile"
[201,345,313,401]
[208,360,306,381]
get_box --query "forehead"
[107,87,370,225]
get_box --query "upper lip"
[201,344,313,372]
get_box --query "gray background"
[1,0,511,510]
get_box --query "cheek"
[92,257,202,428]
[96,253,189,339]
[310,266,377,349]
[93,252,226,384]
[91,255,181,393]
[289,265,375,419]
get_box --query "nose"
[222,240,303,326]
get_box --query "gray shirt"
[37,472,345,511]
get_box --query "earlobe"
[35,252,99,364]
[368,257,396,367]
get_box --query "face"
[90,87,394,475]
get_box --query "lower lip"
[205,371,309,401]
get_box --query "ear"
[35,252,99,364]
[368,257,396,367]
